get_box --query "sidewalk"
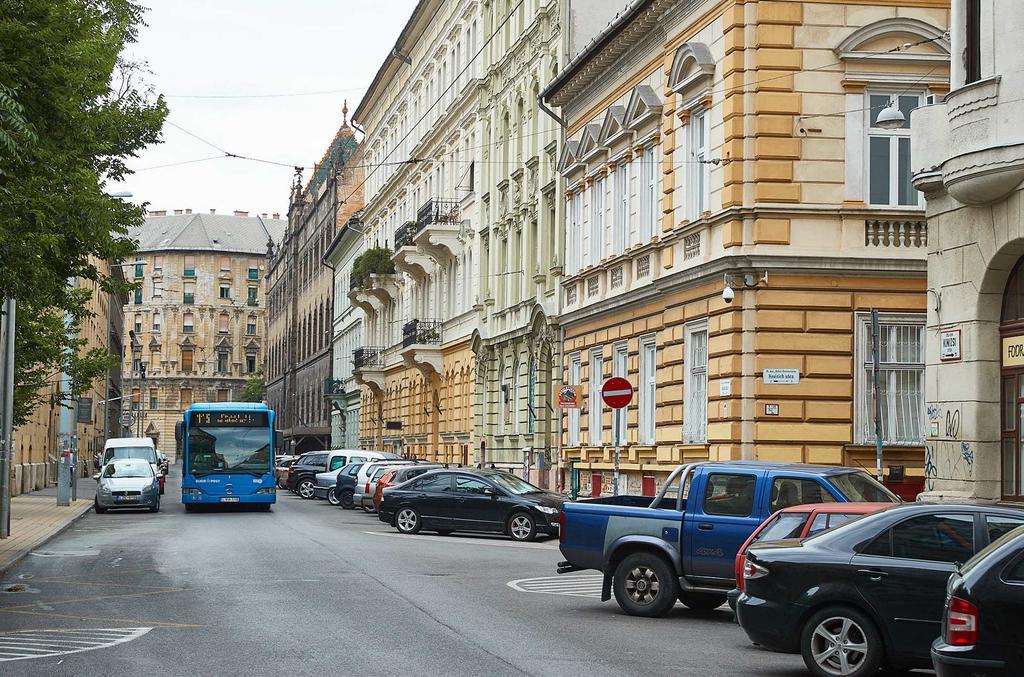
[0,476,97,574]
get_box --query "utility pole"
[0,298,16,538]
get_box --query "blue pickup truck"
[557,461,900,617]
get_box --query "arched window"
[1003,256,1024,323]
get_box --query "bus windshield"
[187,425,271,475]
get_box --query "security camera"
[722,285,735,304]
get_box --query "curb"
[0,502,94,576]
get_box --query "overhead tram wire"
[165,86,367,99]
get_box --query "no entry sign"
[601,377,633,409]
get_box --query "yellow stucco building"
[542,0,949,497]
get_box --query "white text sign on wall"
[763,368,800,385]
[940,329,961,361]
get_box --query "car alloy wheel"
[340,490,354,509]
[625,566,660,605]
[395,507,420,534]
[327,488,340,506]
[298,480,315,499]
[801,607,882,677]
[508,513,536,541]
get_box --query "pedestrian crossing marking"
[0,627,152,661]
[507,573,603,598]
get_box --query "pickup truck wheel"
[297,479,315,499]
[340,490,355,509]
[800,606,882,677]
[613,553,678,617]
[507,512,537,542]
[678,591,726,612]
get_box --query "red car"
[728,502,890,610]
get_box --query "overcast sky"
[109,0,417,217]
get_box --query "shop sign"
[557,385,581,409]
[1002,336,1024,367]
[763,368,800,385]
[940,329,961,361]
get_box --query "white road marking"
[0,628,152,662]
[363,531,559,550]
[507,573,603,598]
[28,550,98,558]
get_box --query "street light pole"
[0,298,16,538]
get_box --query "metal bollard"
[56,452,71,506]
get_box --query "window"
[134,260,144,278]
[512,363,521,434]
[134,287,142,304]
[217,388,230,402]
[248,260,259,280]
[888,513,975,564]
[808,512,863,537]
[614,161,628,254]
[217,351,229,373]
[769,477,837,513]
[684,320,708,444]
[688,110,709,218]
[640,145,657,242]
[588,348,603,446]
[152,313,161,333]
[246,315,257,336]
[246,353,257,374]
[527,358,536,434]
[455,476,491,494]
[149,389,158,410]
[180,388,192,409]
[220,256,230,271]
[131,387,140,411]
[985,515,1024,541]
[639,336,656,444]
[867,92,921,207]
[754,513,810,543]
[329,456,346,471]
[134,313,142,334]
[181,347,193,372]
[569,191,582,274]
[568,353,581,447]
[218,313,229,334]
[613,343,628,445]
[183,255,196,277]
[703,473,756,517]
[153,256,162,273]
[182,312,194,334]
[414,473,452,493]
[965,0,981,83]
[247,287,258,306]
[219,285,231,300]
[590,176,604,265]
[856,314,925,444]
[183,281,195,305]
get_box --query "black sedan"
[735,503,1024,677]
[378,469,563,542]
[932,525,1024,676]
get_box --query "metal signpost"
[0,299,15,538]
[870,309,885,483]
[601,377,633,497]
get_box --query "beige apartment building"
[125,210,285,456]
[542,0,949,497]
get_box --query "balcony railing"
[353,346,384,369]
[324,378,345,396]
[402,319,442,348]
[415,198,460,234]
[394,221,416,251]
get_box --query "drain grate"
[0,583,38,595]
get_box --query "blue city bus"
[176,403,277,511]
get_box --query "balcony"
[400,319,442,378]
[323,378,345,396]
[413,198,463,262]
[352,346,384,394]
[392,221,433,279]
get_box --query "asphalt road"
[0,467,842,677]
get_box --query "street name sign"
[763,368,800,385]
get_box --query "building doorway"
[999,256,1024,501]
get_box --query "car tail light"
[558,511,565,543]
[287,466,295,474]
[743,559,768,582]
[945,596,978,647]
[365,482,371,493]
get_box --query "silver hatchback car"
[94,459,161,513]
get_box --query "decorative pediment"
[245,338,261,351]
[598,105,629,147]
[557,139,581,173]
[669,42,716,95]
[180,336,194,347]
[577,124,605,162]
[148,336,160,348]
[835,18,949,65]
[624,85,663,131]
[215,335,233,349]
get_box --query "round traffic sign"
[119,412,135,427]
[601,377,633,409]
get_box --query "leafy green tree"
[238,373,265,403]
[0,0,167,425]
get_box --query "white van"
[98,438,164,494]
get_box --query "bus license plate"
[220,497,240,503]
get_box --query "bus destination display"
[191,411,269,427]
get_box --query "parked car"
[726,502,891,610]
[98,437,164,495]
[373,464,443,511]
[355,460,416,511]
[288,450,398,498]
[314,453,407,505]
[736,503,1024,677]
[93,459,161,513]
[931,524,1024,676]
[379,469,564,541]
[556,461,901,617]
[334,462,365,509]
[274,455,299,489]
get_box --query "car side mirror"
[483,488,496,498]
[92,473,100,481]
